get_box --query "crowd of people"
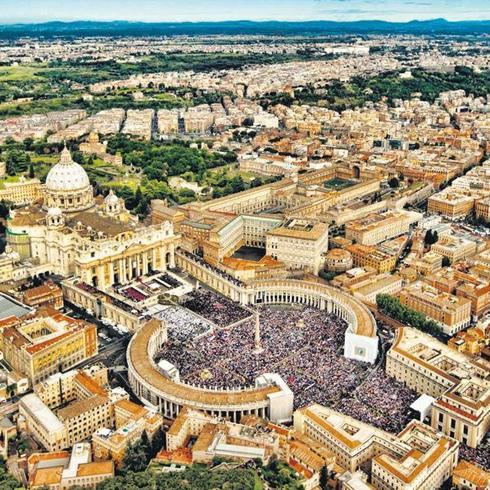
[335,371,418,433]
[157,303,418,434]
[182,289,252,328]
[155,305,212,344]
[459,440,490,471]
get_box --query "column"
[97,265,105,290]
[161,246,167,271]
[169,244,176,268]
[108,261,114,287]
[120,258,126,284]
[151,248,157,271]
[127,257,133,280]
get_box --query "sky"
[1,0,489,24]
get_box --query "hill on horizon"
[1,18,490,37]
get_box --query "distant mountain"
[0,19,489,38]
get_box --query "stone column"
[169,244,176,268]
[97,265,105,290]
[120,258,126,284]
[152,248,157,271]
[108,261,114,288]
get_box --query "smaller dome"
[326,249,351,260]
[105,190,119,205]
[325,249,353,273]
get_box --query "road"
[77,336,129,370]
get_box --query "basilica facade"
[7,147,178,290]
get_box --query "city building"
[266,218,329,274]
[29,442,114,489]
[0,306,97,386]
[399,281,472,335]
[163,407,279,464]
[387,327,490,448]
[294,404,459,489]
[20,283,64,310]
[345,210,421,246]
[452,460,490,490]
[93,399,163,466]
[0,177,44,206]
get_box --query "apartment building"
[428,190,476,220]
[294,404,459,489]
[431,234,478,263]
[345,244,397,273]
[425,268,490,318]
[0,178,44,206]
[21,283,63,310]
[29,443,114,490]
[164,407,279,465]
[476,197,490,223]
[19,368,119,452]
[345,210,421,246]
[386,327,490,448]
[266,218,329,274]
[92,399,163,466]
[0,306,98,386]
[399,282,471,335]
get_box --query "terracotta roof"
[76,461,114,477]
[58,395,108,420]
[304,408,361,450]
[222,255,283,271]
[28,451,70,466]
[192,423,219,453]
[453,460,490,487]
[32,466,63,487]
[374,438,450,484]
[114,398,147,420]
[23,284,61,301]
[74,372,107,397]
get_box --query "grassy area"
[0,64,48,82]
[0,175,20,189]
[102,173,141,191]
[323,177,356,190]
[30,155,58,164]
[206,163,256,183]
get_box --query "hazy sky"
[1,0,489,23]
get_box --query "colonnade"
[79,244,176,290]
[127,321,272,422]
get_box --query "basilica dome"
[44,146,95,213]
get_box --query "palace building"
[387,327,490,448]
[0,306,97,386]
[294,404,459,490]
[6,147,179,289]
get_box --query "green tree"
[319,465,328,490]
[388,177,399,188]
[0,456,20,489]
[442,256,451,267]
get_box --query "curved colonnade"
[127,277,378,423]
